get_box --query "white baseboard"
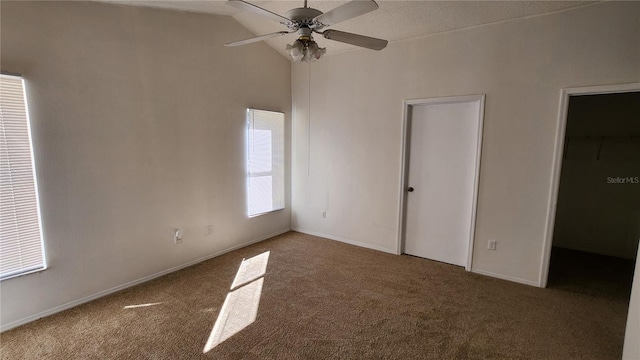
[292,229,542,288]
[472,268,541,287]
[1,227,291,333]
[291,228,396,254]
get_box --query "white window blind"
[0,74,46,280]
[247,109,285,217]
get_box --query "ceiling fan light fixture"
[286,36,326,63]
[306,41,326,62]
[286,39,305,62]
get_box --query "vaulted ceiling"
[100,1,597,58]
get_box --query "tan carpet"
[0,232,632,359]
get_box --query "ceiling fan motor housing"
[285,7,324,29]
[297,27,312,39]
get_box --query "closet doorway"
[542,84,640,294]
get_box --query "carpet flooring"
[0,232,634,359]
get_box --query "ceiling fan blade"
[225,31,292,47]
[321,30,388,50]
[314,0,379,27]
[227,0,292,25]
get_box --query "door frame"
[539,82,640,288]
[396,94,485,271]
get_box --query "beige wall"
[291,2,640,285]
[0,1,291,330]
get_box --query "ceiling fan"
[225,0,388,62]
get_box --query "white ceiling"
[101,0,597,58]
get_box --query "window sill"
[1,266,47,282]
[248,207,285,218]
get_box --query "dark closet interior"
[549,91,640,298]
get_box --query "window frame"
[0,73,47,281]
[246,108,285,218]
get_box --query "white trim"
[0,227,291,333]
[404,94,485,107]
[396,100,411,255]
[472,268,540,287]
[397,94,485,271]
[539,82,640,288]
[292,228,397,254]
[467,96,485,271]
[23,77,48,277]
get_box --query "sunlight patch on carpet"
[123,302,162,309]
[203,251,270,353]
[231,251,270,289]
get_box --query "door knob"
[407,187,414,192]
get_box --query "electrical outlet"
[206,225,213,235]
[174,229,183,244]
[321,210,326,218]
[488,239,497,251]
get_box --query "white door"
[403,97,483,268]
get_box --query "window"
[0,74,46,280]
[246,109,285,217]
